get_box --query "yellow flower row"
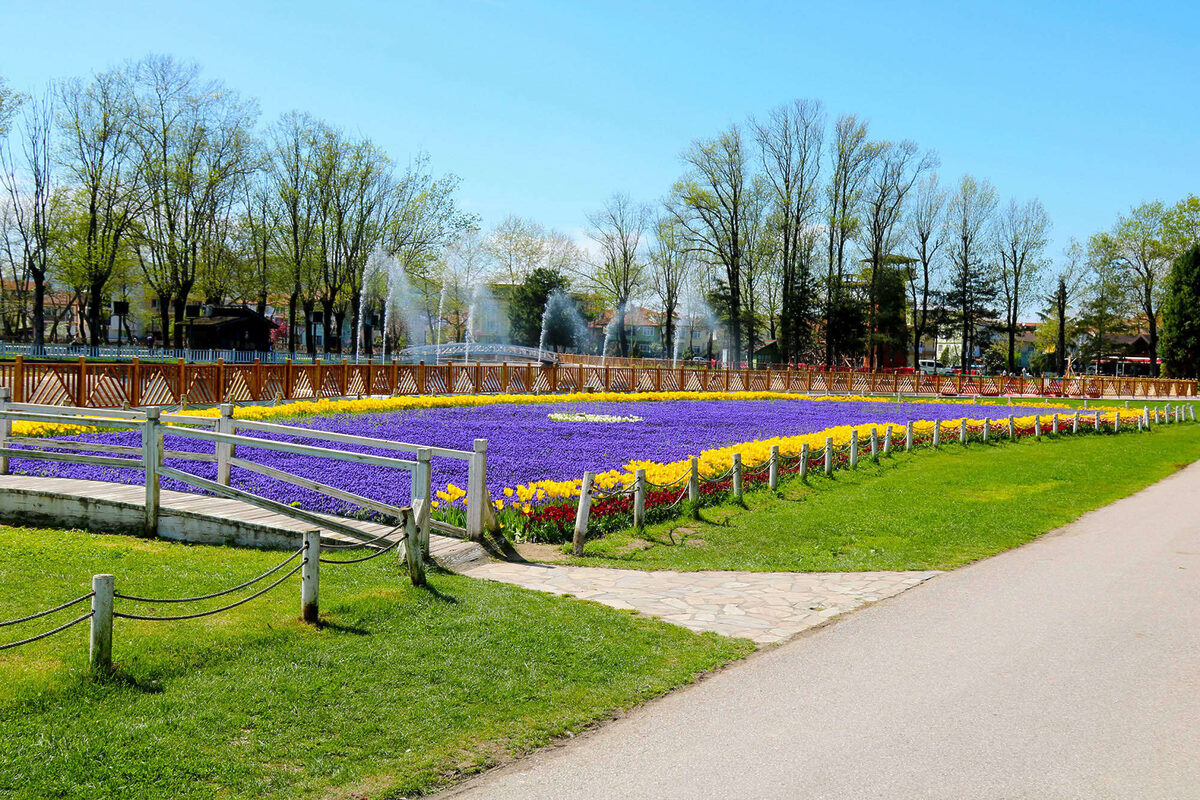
[499,409,1146,507]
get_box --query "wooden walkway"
[0,475,489,569]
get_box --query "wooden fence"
[0,355,1193,408]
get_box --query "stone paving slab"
[461,561,941,645]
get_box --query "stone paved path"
[461,561,940,644]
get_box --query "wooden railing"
[0,355,1193,408]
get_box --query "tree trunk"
[88,279,106,349]
[288,291,299,356]
[349,293,361,360]
[303,299,316,357]
[31,271,46,354]
[172,297,186,349]
[321,300,334,356]
[617,303,628,358]
[333,309,347,355]
[158,297,172,351]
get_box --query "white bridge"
[397,343,558,364]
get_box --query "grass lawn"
[0,529,751,799]
[574,422,1200,573]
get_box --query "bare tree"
[945,174,998,372]
[487,215,547,286]
[995,197,1051,372]
[669,125,750,364]
[1045,237,1086,375]
[581,192,648,357]
[0,88,56,350]
[823,114,876,366]
[57,68,146,347]
[648,216,692,357]
[860,140,936,368]
[129,55,258,346]
[752,98,825,365]
[267,111,322,355]
[906,173,947,368]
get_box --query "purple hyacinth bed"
[11,398,1053,518]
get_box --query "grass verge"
[573,423,1200,572]
[0,529,751,799]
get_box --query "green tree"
[508,267,569,347]
[1160,244,1200,377]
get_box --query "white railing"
[0,342,347,364]
[0,394,499,559]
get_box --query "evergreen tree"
[1161,244,1200,377]
[507,268,569,347]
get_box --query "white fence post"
[688,456,700,503]
[1008,416,1015,439]
[466,439,488,542]
[89,573,114,673]
[216,403,234,486]
[633,468,646,531]
[883,425,892,454]
[573,471,595,556]
[959,418,967,444]
[1094,411,1101,432]
[1034,415,1042,439]
[1073,411,1080,434]
[849,430,859,469]
[768,445,779,490]
[732,453,743,501]
[800,443,809,480]
[414,448,432,557]
[301,528,320,623]
[982,419,989,443]
[403,506,426,587]
[824,436,833,476]
[0,386,10,476]
[905,421,913,451]
[1052,413,1059,435]
[932,421,940,449]
[870,428,879,461]
[142,408,162,535]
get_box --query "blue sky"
[2,0,1196,256]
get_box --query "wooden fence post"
[1094,411,1101,432]
[731,453,743,501]
[130,357,141,407]
[216,358,225,404]
[75,356,87,407]
[466,439,488,542]
[1073,411,1080,434]
[1008,416,1015,439]
[572,472,595,556]
[216,404,234,486]
[13,355,24,403]
[688,456,700,503]
[142,408,162,535]
[883,424,893,453]
[959,418,967,444]
[932,421,940,449]
[982,419,989,443]
[0,387,9,475]
[906,421,913,451]
[870,428,879,461]
[301,528,320,623]
[285,359,294,400]
[824,436,833,476]
[799,443,809,480]
[633,468,646,531]
[849,430,858,468]
[177,359,186,404]
[769,445,780,489]
[1034,415,1042,439]
[89,573,114,673]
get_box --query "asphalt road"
[437,460,1200,799]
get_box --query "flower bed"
[11,394,1092,512]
